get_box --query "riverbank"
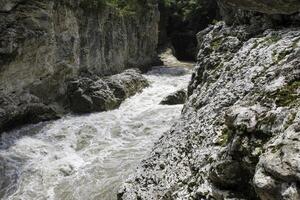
[0,66,191,200]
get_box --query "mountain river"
[0,66,191,200]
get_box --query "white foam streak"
[0,67,191,200]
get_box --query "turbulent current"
[0,66,191,200]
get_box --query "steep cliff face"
[0,0,159,98]
[0,0,159,131]
[119,1,300,200]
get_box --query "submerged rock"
[160,89,187,105]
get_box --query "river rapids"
[0,66,191,200]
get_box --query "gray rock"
[67,78,118,113]
[0,157,4,189]
[67,69,149,114]
[254,120,300,200]
[0,93,59,132]
[218,0,300,15]
[160,89,187,105]
[0,0,159,131]
[119,20,300,200]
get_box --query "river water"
[0,66,191,200]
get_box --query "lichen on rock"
[119,7,300,200]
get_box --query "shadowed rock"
[0,93,59,133]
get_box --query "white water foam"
[0,66,191,200]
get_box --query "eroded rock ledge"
[119,2,300,200]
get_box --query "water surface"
[0,66,191,200]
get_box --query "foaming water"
[0,66,191,200]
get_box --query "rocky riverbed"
[0,66,191,200]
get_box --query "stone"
[0,0,159,131]
[67,69,149,114]
[209,160,244,189]
[219,0,300,15]
[160,89,187,105]
[119,15,300,200]
[67,77,118,113]
[158,0,218,60]
[105,69,150,102]
[0,93,59,132]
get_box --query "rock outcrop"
[0,93,60,132]
[160,89,187,105]
[67,69,149,113]
[0,0,159,131]
[119,2,300,200]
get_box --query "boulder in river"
[160,89,187,105]
[67,69,149,114]
[105,69,150,102]
[67,78,119,113]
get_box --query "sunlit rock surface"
[119,19,300,200]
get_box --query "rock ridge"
[119,1,300,200]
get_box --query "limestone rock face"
[119,20,300,200]
[160,89,187,105]
[0,0,159,131]
[0,0,159,95]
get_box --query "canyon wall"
[119,1,300,199]
[0,0,159,131]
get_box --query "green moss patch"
[264,34,281,45]
[268,80,300,107]
[211,37,223,50]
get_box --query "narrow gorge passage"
[0,66,191,200]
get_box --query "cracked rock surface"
[119,21,300,200]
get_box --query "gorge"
[1,0,300,200]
